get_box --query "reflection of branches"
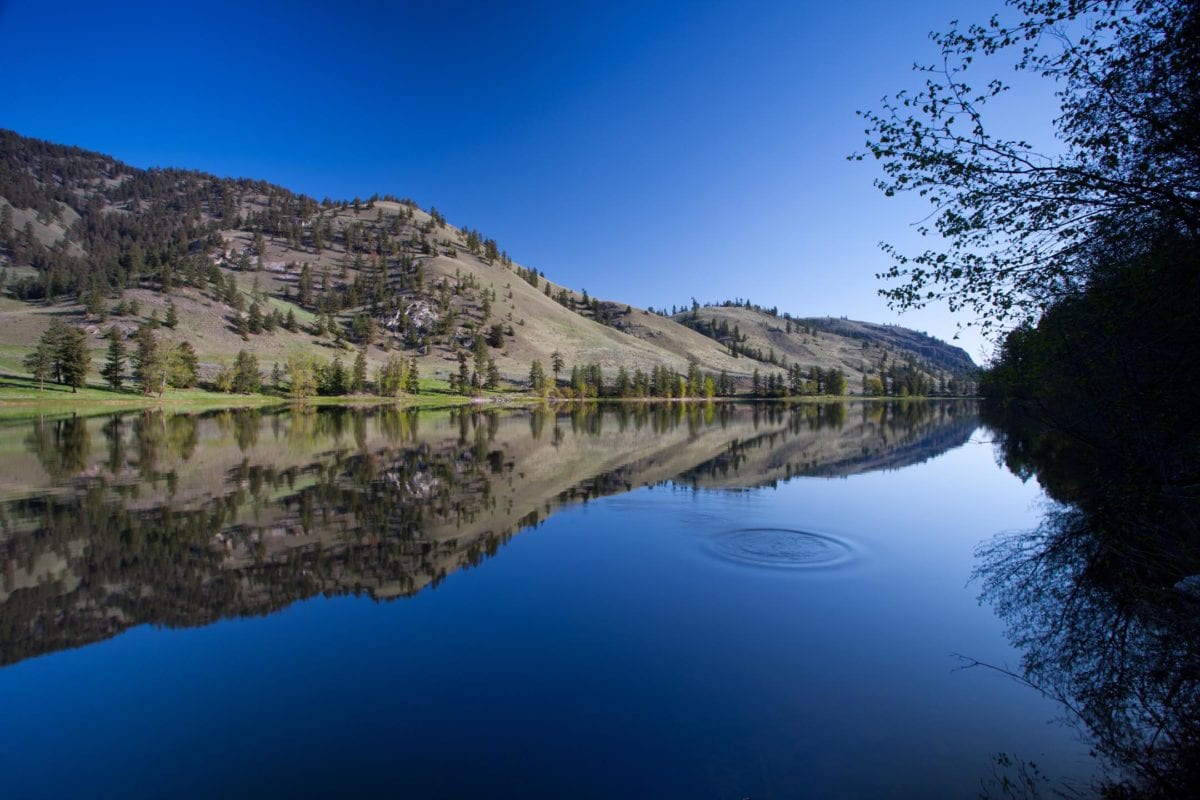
[975,505,1200,797]
[951,654,1085,723]
[978,751,1083,800]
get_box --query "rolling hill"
[0,129,976,396]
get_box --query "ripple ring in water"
[708,528,855,569]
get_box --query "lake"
[0,402,1096,798]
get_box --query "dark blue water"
[0,403,1094,798]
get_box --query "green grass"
[0,375,286,419]
[0,372,536,419]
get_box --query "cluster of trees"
[750,366,847,398]
[528,358,736,399]
[651,297,784,318]
[23,318,90,391]
[447,335,501,396]
[283,352,419,398]
[859,359,971,398]
[678,311,831,366]
[102,324,199,395]
[22,318,206,396]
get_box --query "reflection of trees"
[25,415,90,479]
[980,408,1200,798]
[1,402,979,668]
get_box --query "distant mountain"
[0,129,975,394]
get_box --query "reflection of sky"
[0,0,1065,360]
[0,427,1094,797]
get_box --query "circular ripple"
[708,528,854,569]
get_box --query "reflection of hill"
[0,401,977,666]
[677,401,979,488]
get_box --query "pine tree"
[485,358,500,390]
[84,290,106,319]
[615,366,631,397]
[248,302,263,334]
[550,350,564,384]
[405,357,420,394]
[164,299,178,329]
[167,342,199,388]
[457,353,471,396]
[231,350,261,394]
[352,347,368,393]
[233,312,249,340]
[827,368,847,396]
[22,341,54,391]
[529,360,546,394]
[133,324,163,396]
[101,327,126,390]
[58,326,91,392]
[298,263,313,306]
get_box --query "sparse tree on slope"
[101,327,126,390]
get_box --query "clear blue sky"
[0,0,1060,361]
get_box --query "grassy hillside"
[671,304,975,396]
[0,129,976,398]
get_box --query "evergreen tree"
[164,300,178,329]
[298,263,313,306]
[318,357,347,395]
[529,360,547,394]
[36,318,71,384]
[615,366,631,397]
[550,350,564,384]
[233,312,249,340]
[405,357,420,394]
[351,347,368,393]
[485,358,500,390]
[101,327,126,389]
[457,356,471,396]
[84,290,106,319]
[56,326,90,392]
[248,302,263,334]
[231,350,261,394]
[826,368,847,396]
[166,342,199,388]
[22,340,54,391]
[133,324,164,396]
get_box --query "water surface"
[0,402,1093,797]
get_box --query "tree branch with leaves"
[854,0,1200,336]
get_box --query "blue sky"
[0,0,1062,361]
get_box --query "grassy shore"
[0,372,967,421]
[0,374,532,420]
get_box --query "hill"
[0,129,976,397]
[669,304,975,395]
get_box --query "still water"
[0,402,1094,798]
